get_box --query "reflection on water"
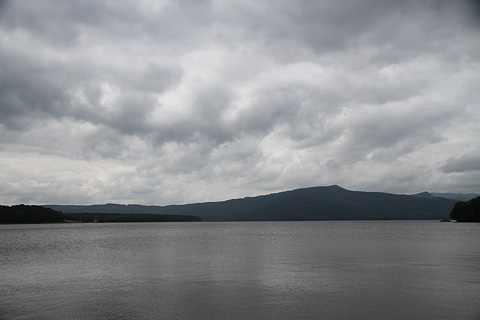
[0,221,479,320]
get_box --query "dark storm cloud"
[219,0,476,63]
[442,152,480,173]
[0,45,68,127]
[0,0,479,205]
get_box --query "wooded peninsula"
[0,205,202,224]
[450,196,480,222]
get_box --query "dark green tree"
[450,197,480,222]
[0,205,64,224]
[450,201,468,220]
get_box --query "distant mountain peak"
[411,192,435,198]
[327,184,344,189]
[409,191,479,201]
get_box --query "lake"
[0,221,479,320]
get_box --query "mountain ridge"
[411,191,479,201]
[45,185,457,221]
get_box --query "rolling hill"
[412,191,480,202]
[46,185,456,221]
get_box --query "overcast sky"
[1,0,479,205]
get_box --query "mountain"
[411,191,479,202]
[411,192,436,199]
[430,193,480,202]
[46,185,456,221]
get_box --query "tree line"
[0,205,64,224]
[62,213,202,223]
[450,196,480,222]
[0,205,202,224]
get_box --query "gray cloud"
[442,152,480,173]
[0,0,479,205]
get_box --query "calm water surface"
[0,221,479,320]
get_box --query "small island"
[450,197,480,222]
[0,205,202,224]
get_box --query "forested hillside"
[47,185,456,221]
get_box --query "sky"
[0,0,479,206]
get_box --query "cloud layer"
[1,0,479,205]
